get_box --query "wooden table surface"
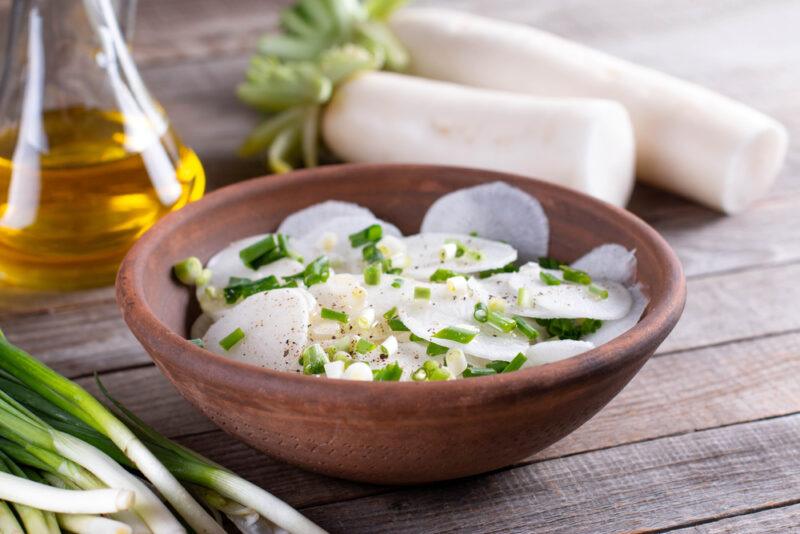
[2,1,800,532]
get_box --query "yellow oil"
[0,107,205,290]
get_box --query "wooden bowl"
[117,164,685,485]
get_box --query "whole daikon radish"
[390,8,789,214]
[323,71,636,206]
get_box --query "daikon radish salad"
[174,182,648,382]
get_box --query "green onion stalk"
[0,333,325,534]
[0,333,218,534]
[238,0,408,173]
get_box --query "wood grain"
[300,414,800,533]
[670,503,800,533]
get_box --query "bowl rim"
[117,163,686,407]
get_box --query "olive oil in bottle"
[0,0,206,290]
[0,108,205,290]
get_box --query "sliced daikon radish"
[309,273,371,314]
[391,8,788,214]
[204,234,304,288]
[525,340,595,366]
[277,200,375,237]
[421,182,549,262]
[203,288,311,371]
[293,215,402,272]
[571,244,637,285]
[584,285,648,346]
[479,264,632,320]
[398,298,529,361]
[403,233,517,279]
[323,71,636,207]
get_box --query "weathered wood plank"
[657,262,800,355]
[670,503,800,534]
[299,414,800,533]
[0,299,149,377]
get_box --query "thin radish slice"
[204,234,304,288]
[403,233,517,279]
[478,264,632,320]
[398,290,529,361]
[525,339,595,366]
[203,288,311,371]
[293,215,402,272]
[277,200,375,237]
[421,182,548,262]
[571,244,637,285]
[584,284,648,346]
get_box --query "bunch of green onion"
[237,0,408,173]
[0,330,325,534]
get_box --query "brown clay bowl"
[117,164,685,485]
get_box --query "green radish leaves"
[238,0,408,173]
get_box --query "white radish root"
[323,71,636,206]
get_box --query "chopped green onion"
[488,297,506,312]
[223,275,282,304]
[219,328,245,351]
[469,231,478,237]
[373,362,402,381]
[189,338,205,348]
[414,286,431,300]
[387,317,409,332]
[588,283,609,299]
[284,255,330,287]
[477,262,519,279]
[540,271,562,286]
[487,310,516,333]
[538,257,562,269]
[355,338,376,354]
[473,302,488,322]
[429,268,461,282]
[391,278,403,288]
[349,224,382,247]
[173,257,203,285]
[362,243,383,263]
[422,360,451,381]
[535,318,603,340]
[462,367,497,378]
[301,344,328,375]
[513,315,540,340]
[321,308,349,323]
[502,353,528,373]
[411,368,427,381]
[239,234,287,269]
[433,325,479,344]
[486,360,508,373]
[409,333,427,344]
[363,263,382,286]
[560,265,592,285]
[426,342,448,356]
